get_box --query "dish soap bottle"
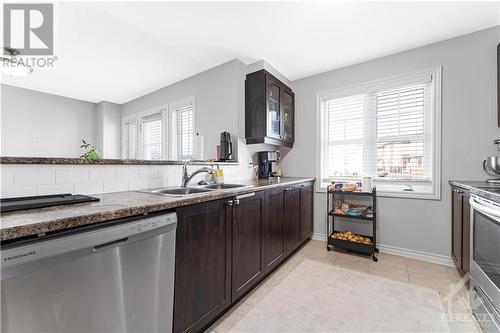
[214,166,224,184]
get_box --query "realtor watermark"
[2,3,56,71]
[442,273,496,330]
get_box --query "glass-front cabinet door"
[281,90,294,142]
[267,81,281,138]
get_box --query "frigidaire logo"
[4,251,36,262]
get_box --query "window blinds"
[375,84,430,180]
[175,104,193,160]
[124,121,137,159]
[140,113,162,160]
[321,78,433,184]
[325,95,365,178]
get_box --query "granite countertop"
[0,177,315,242]
[449,180,500,203]
[0,156,239,166]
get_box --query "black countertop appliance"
[219,132,233,161]
[258,151,280,179]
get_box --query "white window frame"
[168,96,196,161]
[138,107,167,160]
[316,67,442,200]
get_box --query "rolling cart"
[326,187,379,261]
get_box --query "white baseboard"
[311,233,454,267]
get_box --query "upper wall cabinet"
[245,70,295,147]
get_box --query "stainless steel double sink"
[140,183,250,197]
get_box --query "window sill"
[316,182,440,200]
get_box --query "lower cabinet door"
[451,188,463,270]
[462,192,471,273]
[263,187,286,273]
[173,199,231,333]
[300,182,314,242]
[231,191,265,300]
[285,185,302,255]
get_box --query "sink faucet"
[182,159,214,187]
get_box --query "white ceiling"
[2,1,499,104]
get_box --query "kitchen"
[0,2,499,333]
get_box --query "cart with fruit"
[326,184,379,262]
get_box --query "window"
[122,115,138,159]
[122,96,195,161]
[318,68,441,199]
[168,97,195,160]
[140,112,163,160]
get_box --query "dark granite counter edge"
[0,178,315,241]
[0,156,239,166]
[449,180,500,203]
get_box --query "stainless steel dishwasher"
[1,211,177,333]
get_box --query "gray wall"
[1,85,98,158]
[96,101,122,159]
[122,59,248,160]
[282,26,500,259]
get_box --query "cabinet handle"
[227,200,234,206]
[236,192,255,200]
[234,199,240,205]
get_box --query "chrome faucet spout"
[181,160,214,187]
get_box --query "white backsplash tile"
[37,184,74,196]
[14,171,55,186]
[74,182,104,195]
[138,166,159,180]
[56,170,89,184]
[103,180,129,193]
[1,172,14,189]
[89,168,117,182]
[1,186,36,198]
[0,142,259,198]
[128,179,149,191]
[116,166,139,181]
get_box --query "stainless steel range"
[469,194,500,332]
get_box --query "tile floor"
[208,240,482,333]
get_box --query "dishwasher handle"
[93,237,129,252]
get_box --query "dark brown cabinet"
[285,185,302,255]
[174,181,314,332]
[173,199,231,333]
[451,186,471,274]
[245,69,295,147]
[300,182,314,241]
[231,192,265,300]
[263,186,286,273]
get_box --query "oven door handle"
[470,197,500,219]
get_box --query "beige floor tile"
[447,314,482,333]
[409,271,453,297]
[368,257,408,274]
[377,252,407,264]
[211,303,253,333]
[280,253,307,272]
[244,284,274,307]
[406,257,451,279]
[367,265,410,283]
[447,266,464,283]
[333,259,370,273]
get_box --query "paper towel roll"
[193,133,204,160]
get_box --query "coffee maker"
[258,151,280,179]
[219,132,233,161]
